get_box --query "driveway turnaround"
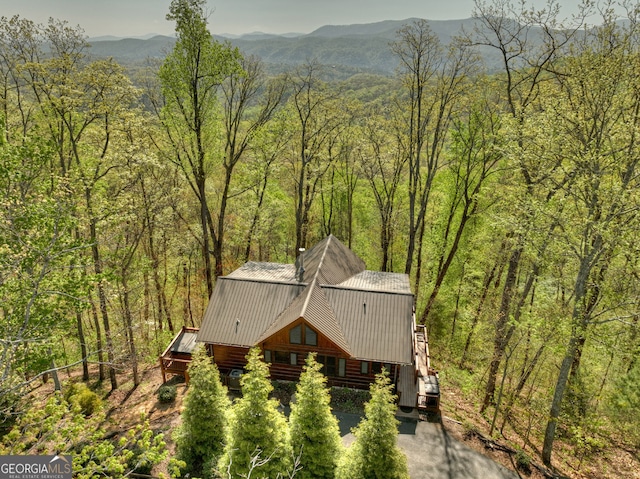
[336,412,519,479]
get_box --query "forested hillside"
[87,17,488,74]
[1,0,640,477]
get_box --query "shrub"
[515,448,532,474]
[64,382,102,416]
[157,384,177,404]
[330,386,370,413]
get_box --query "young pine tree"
[289,353,343,479]
[174,344,230,477]
[217,348,292,479]
[336,371,409,479]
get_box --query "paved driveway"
[335,412,519,479]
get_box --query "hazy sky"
[0,0,603,38]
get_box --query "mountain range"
[87,18,480,75]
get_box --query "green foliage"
[290,354,343,479]
[157,383,178,403]
[611,362,640,446]
[330,386,370,414]
[160,0,243,125]
[336,372,409,479]
[0,394,167,478]
[64,382,102,416]
[514,448,532,474]
[271,379,297,405]
[218,348,292,479]
[174,345,229,478]
[0,138,85,407]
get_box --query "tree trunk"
[542,333,580,465]
[121,274,139,387]
[76,311,89,381]
[86,189,117,391]
[481,243,522,413]
[199,180,214,297]
[89,291,105,382]
[460,250,505,367]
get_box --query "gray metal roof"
[197,235,414,364]
[256,279,352,354]
[337,270,412,294]
[323,287,414,364]
[171,330,199,354]
[298,235,365,285]
[197,278,305,346]
[227,262,297,283]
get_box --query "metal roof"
[323,287,414,364]
[227,262,297,283]
[337,270,412,294]
[298,235,365,285]
[197,278,305,346]
[171,330,199,354]
[197,235,414,364]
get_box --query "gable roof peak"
[298,235,365,285]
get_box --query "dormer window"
[289,324,302,344]
[304,325,317,346]
[289,324,318,346]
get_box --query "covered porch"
[159,326,199,383]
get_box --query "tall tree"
[336,372,409,479]
[541,14,640,465]
[218,55,286,272]
[470,0,587,412]
[360,111,407,271]
[420,86,503,323]
[289,354,343,479]
[218,348,292,479]
[159,0,242,295]
[391,20,474,283]
[0,139,82,410]
[289,61,342,252]
[175,345,230,477]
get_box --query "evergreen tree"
[174,345,230,477]
[218,348,292,479]
[336,371,409,479]
[289,353,343,479]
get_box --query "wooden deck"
[397,324,440,412]
[159,326,199,383]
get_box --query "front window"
[317,355,336,376]
[274,351,289,364]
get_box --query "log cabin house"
[160,235,439,412]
